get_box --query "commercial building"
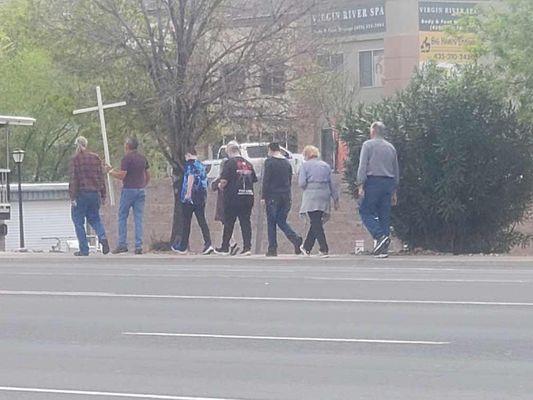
[303,0,490,170]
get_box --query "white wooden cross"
[73,86,126,206]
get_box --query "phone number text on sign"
[419,32,476,64]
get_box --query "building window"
[359,49,384,88]
[317,53,344,71]
[260,63,286,95]
[222,64,246,94]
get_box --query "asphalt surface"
[1,254,533,400]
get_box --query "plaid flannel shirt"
[69,150,106,201]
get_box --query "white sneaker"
[300,245,310,256]
[319,251,329,258]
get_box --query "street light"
[12,149,25,250]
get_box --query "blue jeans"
[359,176,396,240]
[71,191,107,255]
[266,195,300,251]
[118,188,146,250]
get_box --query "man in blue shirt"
[171,146,213,255]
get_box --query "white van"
[204,142,303,180]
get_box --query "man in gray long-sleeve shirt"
[357,121,399,258]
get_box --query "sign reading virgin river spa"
[311,2,386,37]
[418,1,479,66]
[419,1,479,32]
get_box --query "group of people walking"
[169,141,339,257]
[68,121,399,258]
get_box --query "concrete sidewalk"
[0,251,532,265]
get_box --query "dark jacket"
[262,156,292,200]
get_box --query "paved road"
[1,254,533,399]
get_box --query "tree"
[464,0,533,120]
[0,0,81,182]
[295,64,359,127]
[342,65,533,254]
[40,0,316,242]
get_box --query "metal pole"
[254,174,264,255]
[0,222,5,252]
[17,162,25,249]
[0,171,9,252]
[5,127,10,170]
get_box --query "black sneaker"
[202,245,214,255]
[230,243,240,256]
[294,237,303,255]
[112,246,128,255]
[240,248,252,256]
[214,247,230,256]
[74,251,88,257]
[171,243,188,255]
[375,240,390,259]
[374,252,389,259]
[135,248,143,255]
[100,239,110,255]
[373,236,391,255]
[266,248,278,257]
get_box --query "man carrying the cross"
[69,136,110,256]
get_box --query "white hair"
[226,140,240,157]
[371,121,387,137]
[75,136,88,152]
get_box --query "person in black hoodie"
[211,153,239,256]
[262,142,303,257]
[215,141,258,256]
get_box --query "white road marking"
[122,332,450,346]
[0,386,245,400]
[307,277,531,283]
[3,264,533,274]
[0,272,530,284]
[1,290,533,307]
[0,272,296,278]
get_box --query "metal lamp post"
[12,149,25,250]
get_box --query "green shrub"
[342,65,533,254]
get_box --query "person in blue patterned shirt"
[171,146,213,255]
